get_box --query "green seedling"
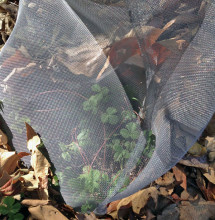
[0,197,24,220]
[101,107,119,125]
[120,122,140,140]
[83,84,109,114]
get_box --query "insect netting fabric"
[0,0,214,214]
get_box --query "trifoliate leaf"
[120,129,130,139]
[3,196,15,207]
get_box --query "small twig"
[103,125,107,169]
[90,120,124,169]
[74,128,90,165]
[31,90,88,101]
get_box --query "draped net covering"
[0,0,214,214]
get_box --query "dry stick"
[103,124,107,169]
[107,171,121,190]
[74,128,90,165]
[90,119,125,169]
[71,131,88,166]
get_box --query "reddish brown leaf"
[107,200,121,214]
[172,165,187,190]
[206,182,215,201]
[0,177,22,196]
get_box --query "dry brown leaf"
[179,156,209,171]
[57,43,103,77]
[107,200,121,214]
[96,20,175,80]
[0,170,11,187]
[205,136,215,152]
[21,199,50,207]
[155,172,175,186]
[0,151,30,175]
[179,200,215,220]
[28,205,68,220]
[0,129,8,145]
[26,123,51,200]
[196,169,208,200]
[203,168,215,185]
[159,185,174,196]
[172,165,187,190]
[207,182,215,201]
[117,187,159,215]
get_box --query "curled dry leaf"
[0,151,30,176]
[96,20,175,80]
[196,169,208,200]
[21,199,50,207]
[179,156,209,171]
[26,123,51,200]
[28,205,68,220]
[203,168,215,185]
[172,165,187,190]
[116,187,159,215]
[0,173,22,196]
[206,182,215,201]
[107,200,121,214]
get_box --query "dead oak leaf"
[25,123,51,200]
[117,187,159,215]
[172,165,187,190]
